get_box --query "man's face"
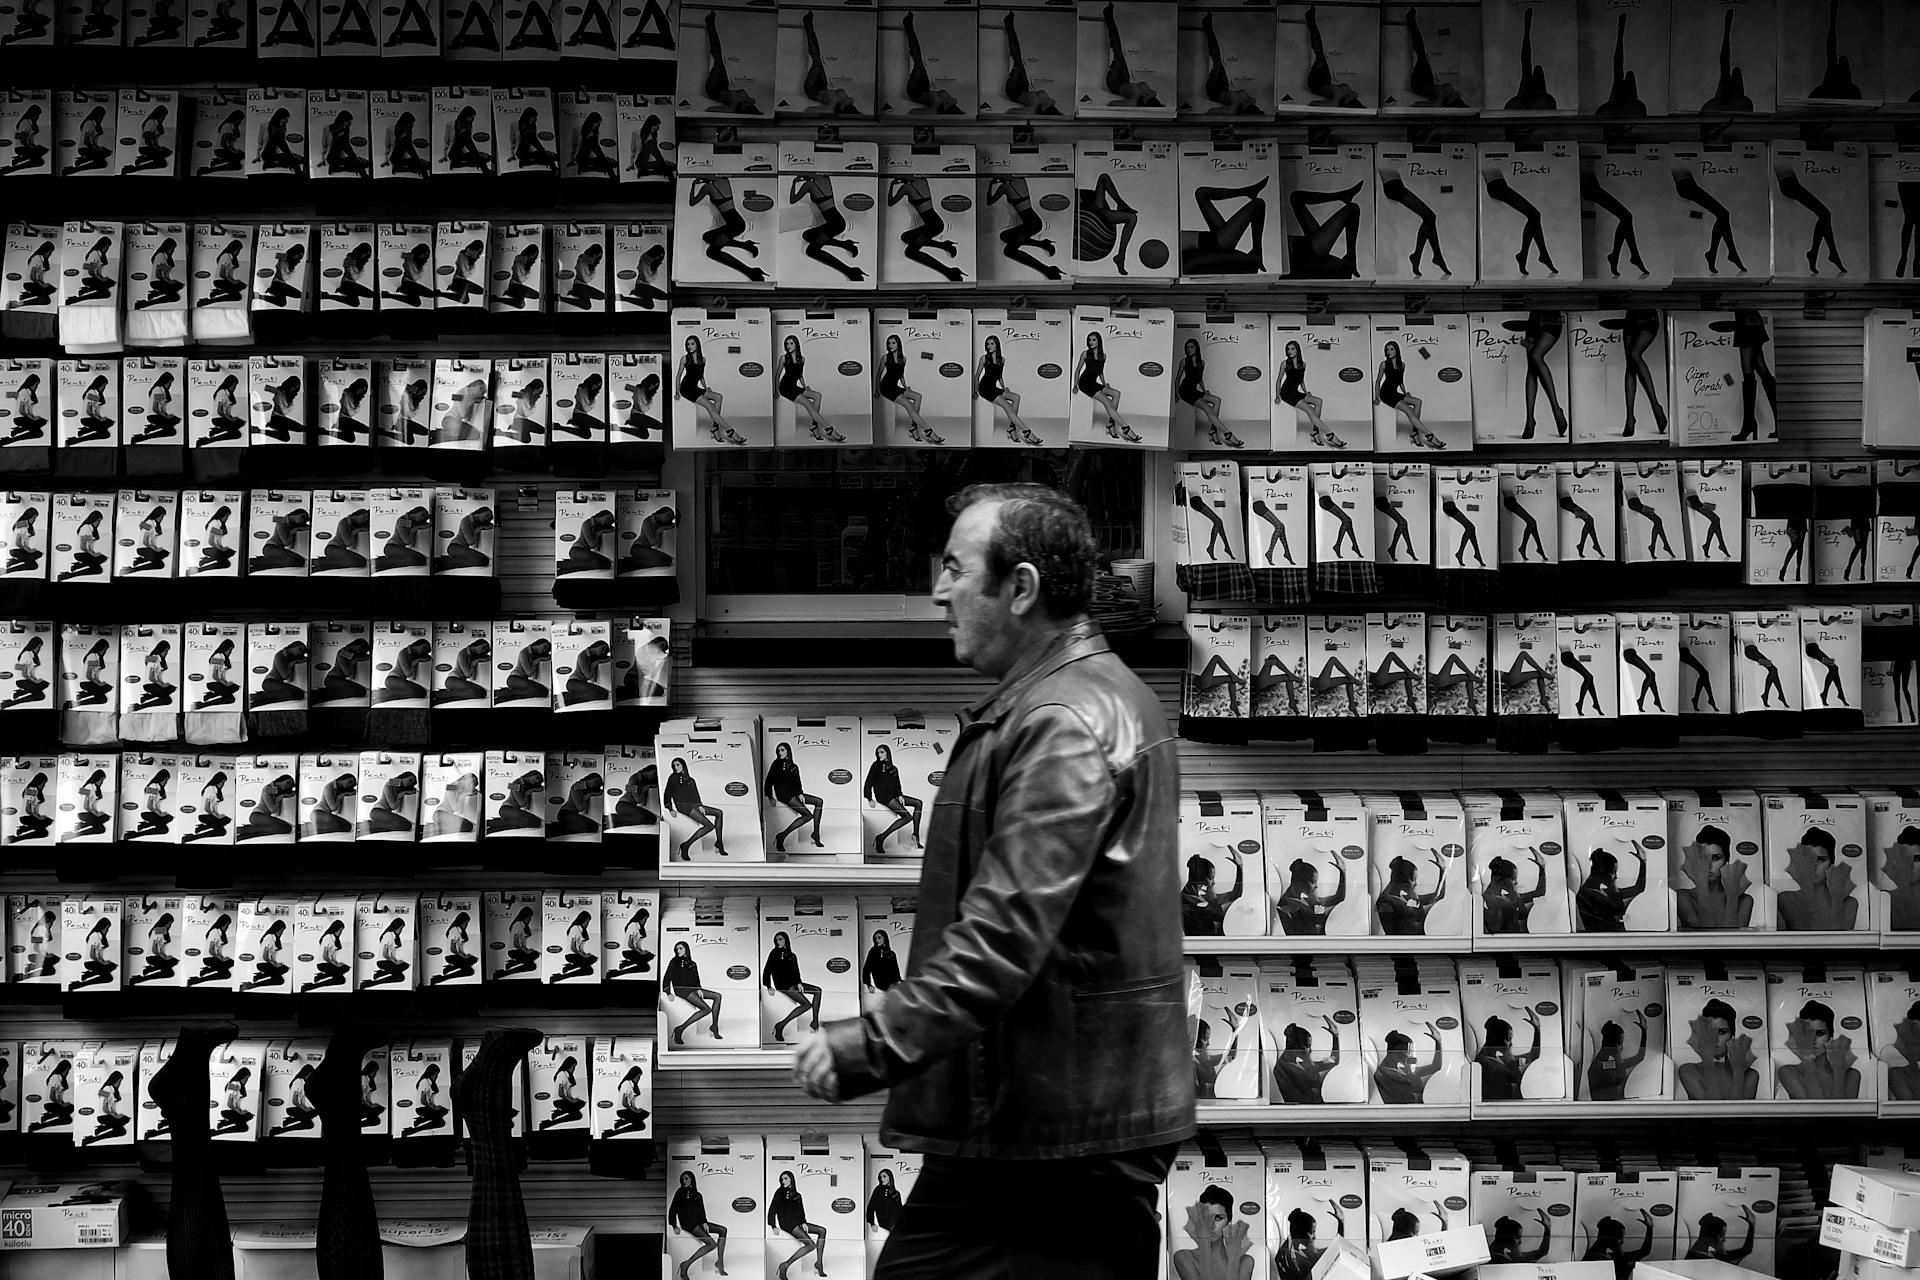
[933,502,1020,679]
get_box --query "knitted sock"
[0,445,51,482]
[547,437,607,479]
[52,447,119,484]
[1,312,57,342]
[60,708,118,747]
[248,707,308,741]
[125,438,187,482]
[121,708,182,743]
[368,706,432,746]
[191,309,253,346]
[59,305,122,354]
[184,709,246,747]
[310,1027,389,1280]
[150,1023,240,1280]
[456,1026,545,1280]
[189,446,246,486]
[126,308,191,349]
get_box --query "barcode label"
[79,1226,114,1243]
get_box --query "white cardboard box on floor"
[1836,1166,1920,1233]
[0,1181,129,1250]
[1371,1225,1491,1280]
[1825,1205,1920,1267]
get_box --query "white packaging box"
[544,751,604,843]
[554,491,617,585]
[758,894,858,1047]
[1265,1140,1368,1277]
[7,892,60,984]
[657,720,763,862]
[1473,315,1570,446]
[609,221,669,314]
[1369,1149,1473,1242]
[976,140,1074,286]
[123,892,184,987]
[112,492,178,583]
[552,619,613,714]
[1068,305,1173,449]
[674,0,776,114]
[1179,461,1252,581]
[670,307,776,452]
[863,1138,923,1249]
[434,489,496,578]
[771,307,873,448]
[1767,962,1873,1101]
[208,1038,264,1142]
[1566,310,1670,443]
[484,749,547,840]
[1865,313,1920,451]
[1580,144,1682,287]
[1280,145,1375,280]
[1374,143,1478,284]
[877,0,977,118]
[1672,1167,1779,1273]
[234,897,294,993]
[1575,1172,1679,1265]
[761,716,862,861]
[288,894,353,995]
[591,1035,652,1142]
[878,144,977,286]
[1177,141,1285,282]
[182,894,240,990]
[69,1041,137,1149]
[491,620,552,711]
[1770,142,1870,282]
[1621,460,1685,566]
[971,307,1072,448]
[870,307,972,450]
[1258,958,1367,1104]
[1825,1207,1920,1268]
[388,1040,454,1142]
[59,895,122,993]
[0,1180,128,1250]
[604,743,658,838]
[1073,140,1179,279]
[419,891,481,987]
[1249,613,1307,719]
[1556,613,1620,721]
[541,888,601,986]
[1168,1138,1270,1273]
[132,1039,172,1142]
[1272,0,1377,112]
[1871,150,1920,284]
[599,887,657,984]
[1763,791,1871,933]
[777,141,880,290]
[1482,0,1578,117]
[356,750,421,844]
[1173,313,1271,452]
[1478,141,1581,283]
[18,1041,77,1139]
[1865,789,1920,934]
[261,1039,325,1140]
[1373,1226,1491,1279]
[490,357,548,452]
[1178,790,1268,938]
[1835,1165,1920,1233]
[1307,615,1369,721]
[1474,1169,1579,1263]
[1260,791,1371,939]
[1369,315,1473,454]
[1358,973,1468,1105]
[1366,793,1471,938]
[484,889,543,984]
[1563,791,1671,932]
[0,490,50,589]
[527,1036,590,1136]
[667,1132,767,1278]
[856,713,955,858]
[1311,464,1377,567]
[1073,0,1176,119]
[856,894,914,1013]
[309,491,369,579]
[660,894,760,1051]
[1669,964,1771,1101]
[355,892,416,992]
[1666,789,1770,931]
[1465,791,1574,937]
[1459,956,1571,1102]
[762,1130,864,1275]
[1187,957,1265,1102]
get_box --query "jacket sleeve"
[826,702,1116,1098]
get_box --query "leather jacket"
[825,621,1196,1158]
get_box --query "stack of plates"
[1091,573,1156,638]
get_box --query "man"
[794,482,1194,1279]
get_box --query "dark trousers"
[873,1146,1174,1280]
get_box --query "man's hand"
[792,1027,841,1103]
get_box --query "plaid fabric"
[1436,568,1499,613]
[1176,562,1254,603]
[1250,567,1311,606]
[1314,559,1380,596]
[457,1026,546,1280]
[150,1024,240,1280]
[311,1028,390,1280]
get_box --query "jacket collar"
[964,618,1109,726]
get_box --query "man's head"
[935,484,1099,679]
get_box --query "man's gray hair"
[947,483,1099,620]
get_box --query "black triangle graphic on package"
[564,0,612,48]
[504,0,555,50]
[260,0,317,46]
[446,0,497,49]
[619,0,669,49]
[385,0,436,45]
[324,0,376,46]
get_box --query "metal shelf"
[1198,1103,1470,1126]
[1470,929,1876,953]
[657,1048,795,1072]
[1185,936,1463,955]
[1468,1099,1878,1121]
[659,862,921,885]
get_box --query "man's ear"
[1006,561,1043,617]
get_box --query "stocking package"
[761,1132,865,1277]
[1433,466,1497,572]
[1366,793,1471,939]
[1482,0,1579,117]
[1280,145,1375,280]
[1768,963,1871,1104]
[1374,143,1478,285]
[1577,0,1671,115]
[1764,790,1871,934]
[1871,147,1920,283]
[1311,463,1377,570]
[761,715,862,861]
[1380,1,1483,113]
[1074,0,1177,119]
[485,888,543,982]
[1273,0,1379,114]
[1770,142,1870,282]
[1669,963,1772,1101]
[1871,969,1920,1108]
[1865,788,1920,933]
[300,751,361,843]
[1261,791,1370,939]
[1478,141,1581,284]
[1675,1166,1781,1272]
[367,92,431,180]
[1072,140,1179,279]
[673,142,779,290]
[1473,1168,1579,1263]
[1259,958,1367,1105]
[599,886,658,982]
[60,896,123,993]
[1575,1171,1679,1264]
[1668,312,1778,446]
[659,896,760,1051]
[976,141,1075,286]
[670,307,775,451]
[1178,790,1267,938]
[1246,468,1309,580]
[1367,1147,1472,1240]
[1777,0,1882,109]
[541,889,601,985]
[1670,0,1778,114]
[1668,142,1772,283]
[1574,962,1671,1100]
[1668,788,1771,931]
[1177,141,1285,282]
[1176,0,1277,117]
[528,1037,591,1140]
[772,307,873,449]
[774,1,875,117]
[490,621,552,716]
[1069,305,1173,449]
[856,713,957,859]
[871,308,972,449]
[1270,316,1372,452]
[1307,615,1369,723]
[856,894,915,1013]
[1620,460,1685,566]
[1464,790,1574,938]
[978,1,1077,118]
[1459,956,1571,1102]
[971,307,1071,449]
[1186,957,1264,1101]
[1864,312,1920,451]
[1370,316,1473,455]
[655,718,762,862]
[879,145,978,286]
[316,224,378,313]
[756,894,857,1048]
[1472,313,1570,444]
[676,3,777,118]
[877,0,977,119]
[617,97,677,187]
[1580,144,1683,287]
[1564,790,1671,932]
[777,141,881,290]
[1167,1141,1269,1278]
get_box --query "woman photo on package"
[1778,999,1861,1099]
[318,110,370,178]
[27,1057,71,1132]
[297,919,349,992]
[1374,341,1445,451]
[1575,845,1648,932]
[621,375,666,442]
[254,108,304,176]
[383,243,441,309]
[1077,169,1145,277]
[797,10,860,115]
[789,170,867,283]
[560,243,606,310]
[199,239,248,308]
[237,773,297,843]
[1675,826,1753,929]
[678,335,747,445]
[6,373,46,442]
[570,113,619,179]
[1181,848,1244,937]
[129,373,181,443]
[860,928,899,997]
[562,642,611,708]
[1372,1024,1445,1103]
[511,106,557,172]
[184,909,234,981]
[322,243,375,309]
[494,241,543,310]
[252,639,309,706]
[1593,14,1647,117]
[1685,1209,1757,1263]
[778,334,847,443]
[442,106,494,178]
[196,109,245,176]
[1481,850,1548,934]
[64,374,116,447]
[362,915,410,986]
[630,112,674,181]
[1075,330,1139,443]
[887,172,966,282]
[1375,851,1449,934]
[686,171,765,283]
[763,740,824,854]
[663,755,727,859]
[0,104,45,175]
[557,505,616,577]
[432,636,491,707]
[1271,1016,1342,1104]
[133,239,184,311]
[57,515,107,582]
[762,929,822,1044]
[864,1168,903,1237]
[1273,857,1347,936]
[609,903,653,979]
[1585,1009,1647,1101]
[132,638,176,706]
[121,104,173,176]
[258,242,306,309]
[1678,998,1760,1099]
[1777,828,1858,930]
[976,334,1043,445]
[67,915,116,990]
[1173,1186,1253,1280]
[488,904,538,978]
[668,1170,731,1275]
[663,940,725,1045]
[620,243,670,310]
[129,773,174,840]
[615,763,658,830]
[269,1063,318,1135]
[863,743,922,855]
[1489,1211,1553,1264]
[23,906,56,977]
[209,1065,254,1137]
[383,112,430,179]
[3,634,46,708]
[66,234,117,306]
[11,773,50,844]
[985,170,1064,281]
[70,635,112,703]
[428,910,477,984]
[236,917,289,989]
[548,909,596,979]
[129,907,177,981]
[64,104,111,176]
[1474,1008,1543,1100]
[190,637,238,708]
[1177,339,1243,449]
[358,1059,384,1129]
[10,239,54,311]
[1275,1207,1342,1280]
[69,767,110,838]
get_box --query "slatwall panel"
[7,312,1915,1235]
